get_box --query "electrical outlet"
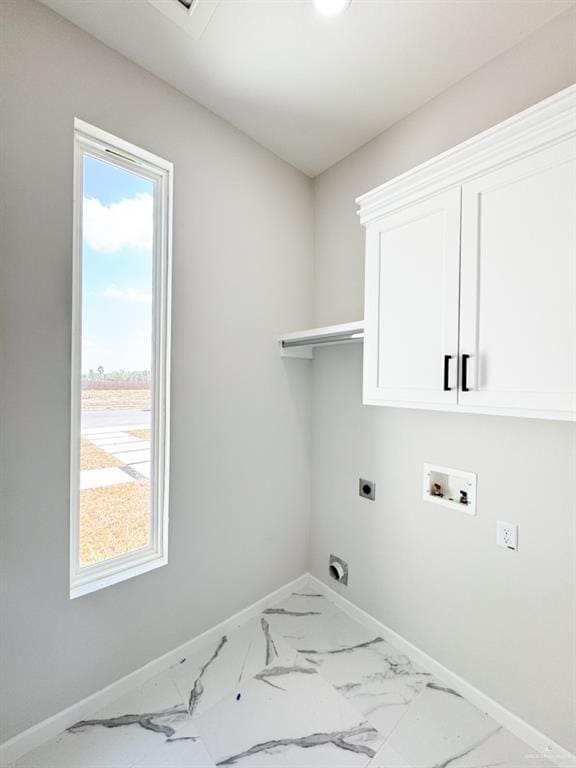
[359,479,375,500]
[497,521,518,551]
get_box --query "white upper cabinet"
[364,188,460,406]
[459,137,576,417]
[358,85,576,421]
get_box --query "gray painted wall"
[2,0,575,752]
[310,10,576,752]
[0,0,313,742]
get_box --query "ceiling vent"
[146,0,219,39]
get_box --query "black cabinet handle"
[462,354,470,392]
[443,355,452,391]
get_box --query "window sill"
[70,552,167,599]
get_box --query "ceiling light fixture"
[313,0,351,17]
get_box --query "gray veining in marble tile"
[254,663,318,689]
[262,608,322,617]
[266,604,433,739]
[291,592,325,597]
[67,706,190,739]
[261,618,279,666]
[130,718,216,768]
[386,685,556,768]
[425,681,464,699]
[13,584,561,768]
[298,636,385,656]
[216,724,382,765]
[169,615,298,721]
[187,635,228,715]
[15,675,189,768]
[260,590,340,637]
[367,742,411,767]
[194,662,385,767]
[434,726,504,768]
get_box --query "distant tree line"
[81,368,151,390]
[82,368,151,382]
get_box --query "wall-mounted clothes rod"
[282,331,363,348]
[278,321,364,358]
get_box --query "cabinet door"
[363,188,461,407]
[459,137,576,417]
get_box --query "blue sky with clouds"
[82,154,154,375]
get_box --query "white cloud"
[102,284,152,304]
[83,193,153,252]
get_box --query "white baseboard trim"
[306,574,576,768]
[3,572,573,767]
[0,573,309,766]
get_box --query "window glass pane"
[79,154,154,567]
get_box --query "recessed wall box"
[329,554,348,585]
[359,478,375,500]
[423,463,477,515]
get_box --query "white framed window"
[70,119,173,599]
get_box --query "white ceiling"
[40,0,573,176]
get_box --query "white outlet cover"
[497,521,518,551]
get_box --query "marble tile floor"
[11,584,560,768]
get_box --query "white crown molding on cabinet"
[356,84,576,224]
